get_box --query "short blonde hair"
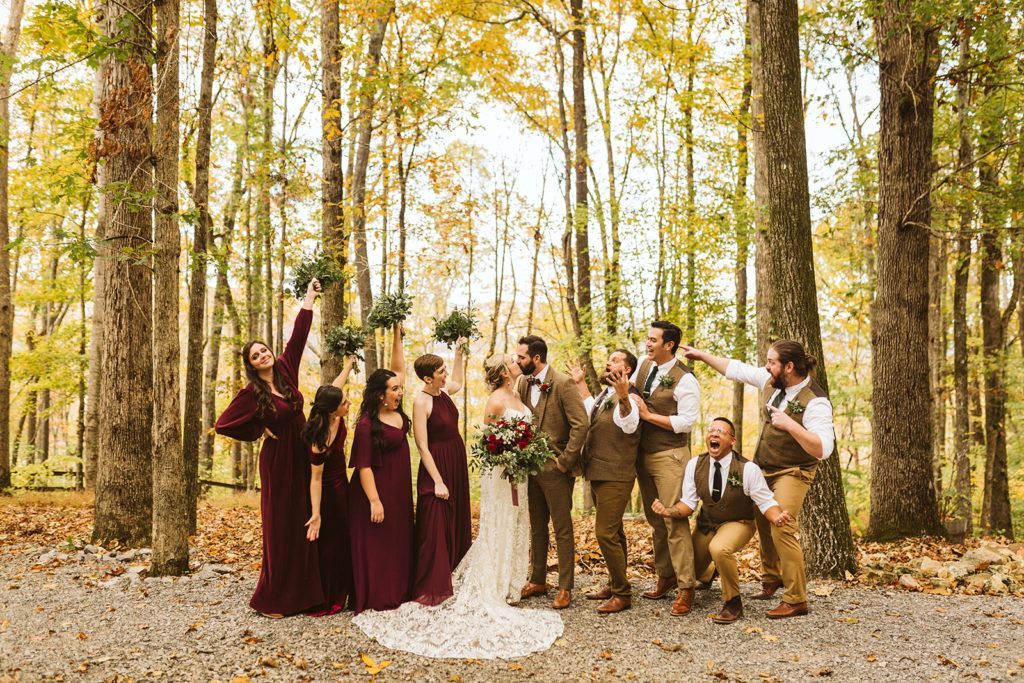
[483,353,510,391]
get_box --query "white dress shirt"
[679,452,780,513]
[527,364,551,408]
[583,388,641,434]
[724,359,835,459]
[628,357,700,433]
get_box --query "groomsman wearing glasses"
[681,340,834,619]
[652,417,792,623]
[630,321,701,616]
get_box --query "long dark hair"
[360,368,406,454]
[771,339,818,377]
[241,339,300,418]
[301,385,344,451]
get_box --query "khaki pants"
[636,446,695,587]
[590,479,634,599]
[693,520,756,602]
[755,467,814,604]
[528,466,576,590]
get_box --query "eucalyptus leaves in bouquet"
[366,290,414,330]
[290,253,344,300]
[325,324,368,361]
[432,307,481,349]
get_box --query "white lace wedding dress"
[351,408,564,659]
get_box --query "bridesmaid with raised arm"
[409,337,472,605]
[348,325,412,614]
[215,279,324,617]
[301,355,356,615]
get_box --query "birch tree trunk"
[867,0,944,539]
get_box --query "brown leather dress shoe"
[585,584,613,600]
[711,597,743,624]
[552,589,571,609]
[751,580,783,600]
[766,601,808,619]
[520,582,550,599]
[670,587,695,616]
[596,596,631,614]
[641,576,678,599]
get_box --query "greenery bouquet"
[325,324,367,361]
[366,290,414,330]
[290,253,344,300]
[432,307,481,348]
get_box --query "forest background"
[0,0,1021,576]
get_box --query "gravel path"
[2,545,1023,681]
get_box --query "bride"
[351,353,564,659]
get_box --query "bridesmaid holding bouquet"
[409,337,472,605]
[215,279,324,617]
[301,355,357,615]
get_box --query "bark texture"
[755,0,857,575]
[92,0,154,546]
[151,0,188,575]
[867,0,944,539]
[320,0,344,383]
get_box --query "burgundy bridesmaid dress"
[348,413,414,614]
[410,391,473,605]
[215,307,324,615]
[308,421,353,616]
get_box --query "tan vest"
[694,452,755,534]
[634,358,693,454]
[583,388,642,482]
[753,379,828,474]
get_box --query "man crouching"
[652,417,791,623]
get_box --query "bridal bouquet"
[366,290,414,330]
[470,414,553,486]
[325,323,368,361]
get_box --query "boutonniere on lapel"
[727,469,743,488]
[539,381,552,394]
[657,374,676,390]
[601,398,615,412]
[786,399,805,415]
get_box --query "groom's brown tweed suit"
[518,368,589,590]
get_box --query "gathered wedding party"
[1,0,1024,679]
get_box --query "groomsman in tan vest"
[516,335,589,610]
[567,350,643,614]
[681,340,834,619]
[652,417,792,623]
[630,321,700,616]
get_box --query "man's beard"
[521,359,536,376]
[600,370,613,385]
[771,371,787,391]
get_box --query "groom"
[516,335,589,609]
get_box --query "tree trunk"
[867,0,944,539]
[92,0,154,547]
[0,0,25,488]
[756,0,857,575]
[351,0,394,375]
[950,27,973,539]
[151,0,188,574]
[182,0,216,535]
[928,234,946,492]
[732,31,752,452]
[320,0,345,383]
[748,0,771,365]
